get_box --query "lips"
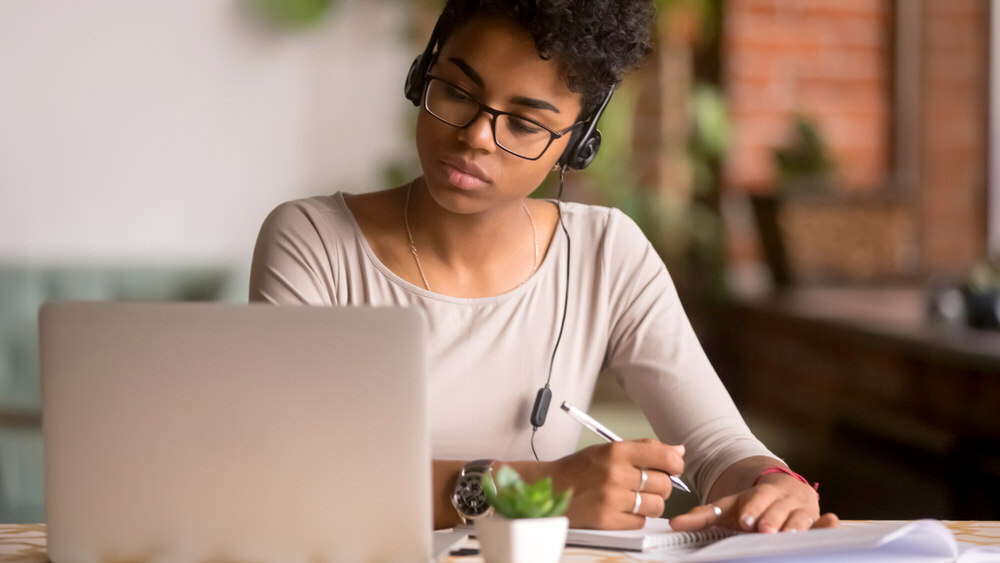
[439,157,491,190]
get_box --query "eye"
[506,115,544,136]
[443,83,473,103]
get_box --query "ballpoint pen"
[560,401,692,493]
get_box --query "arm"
[432,440,686,530]
[600,211,837,533]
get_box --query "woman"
[250,0,838,533]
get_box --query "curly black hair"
[434,0,655,117]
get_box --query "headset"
[404,11,614,459]
[404,15,613,171]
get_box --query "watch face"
[454,473,490,516]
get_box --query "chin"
[420,177,489,216]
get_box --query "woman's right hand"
[541,439,686,529]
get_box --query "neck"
[407,179,530,266]
[404,178,538,295]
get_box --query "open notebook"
[683,519,1000,562]
[565,519,734,552]
[568,518,1000,562]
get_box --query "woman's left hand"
[669,473,839,533]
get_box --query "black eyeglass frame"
[422,75,584,161]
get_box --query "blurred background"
[1,0,998,523]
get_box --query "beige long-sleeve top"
[249,192,776,500]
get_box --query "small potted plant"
[476,465,573,563]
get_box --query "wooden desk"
[2,521,999,562]
[724,288,1000,519]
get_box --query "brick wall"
[722,0,892,193]
[721,0,991,280]
[918,0,991,275]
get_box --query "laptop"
[39,301,432,562]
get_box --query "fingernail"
[741,515,755,530]
[761,523,778,534]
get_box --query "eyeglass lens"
[424,78,554,160]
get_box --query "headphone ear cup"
[567,129,602,170]
[404,55,425,106]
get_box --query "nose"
[456,111,497,153]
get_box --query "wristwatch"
[450,459,496,523]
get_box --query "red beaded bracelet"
[753,466,820,499]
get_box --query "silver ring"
[709,504,722,522]
[638,469,648,492]
[631,491,642,514]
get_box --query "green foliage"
[252,0,336,27]
[691,84,730,164]
[482,466,572,519]
[774,115,835,192]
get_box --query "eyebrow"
[447,56,562,114]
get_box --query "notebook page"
[684,519,958,562]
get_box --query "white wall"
[0,1,416,265]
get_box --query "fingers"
[672,483,833,535]
[741,483,820,533]
[778,509,816,532]
[621,440,685,477]
[669,502,729,531]
[607,440,685,498]
[812,512,841,529]
[564,487,661,530]
[632,468,674,499]
[740,486,792,533]
[585,441,684,498]
[628,490,666,519]
[556,440,686,530]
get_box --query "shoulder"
[261,193,346,228]
[559,201,650,248]
[558,202,664,294]
[256,192,364,246]
[250,192,361,305]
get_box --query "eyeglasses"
[422,75,581,160]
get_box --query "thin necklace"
[404,181,538,292]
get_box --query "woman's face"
[415,15,584,215]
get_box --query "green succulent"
[482,466,572,519]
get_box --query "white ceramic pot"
[474,515,569,563]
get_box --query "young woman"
[250,0,838,533]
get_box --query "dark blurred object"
[931,262,1000,331]
[926,283,999,331]
[964,288,1000,330]
[751,194,915,287]
[926,284,967,326]
[750,194,792,287]
[964,261,1000,330]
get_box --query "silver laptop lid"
[40,302,431,562]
